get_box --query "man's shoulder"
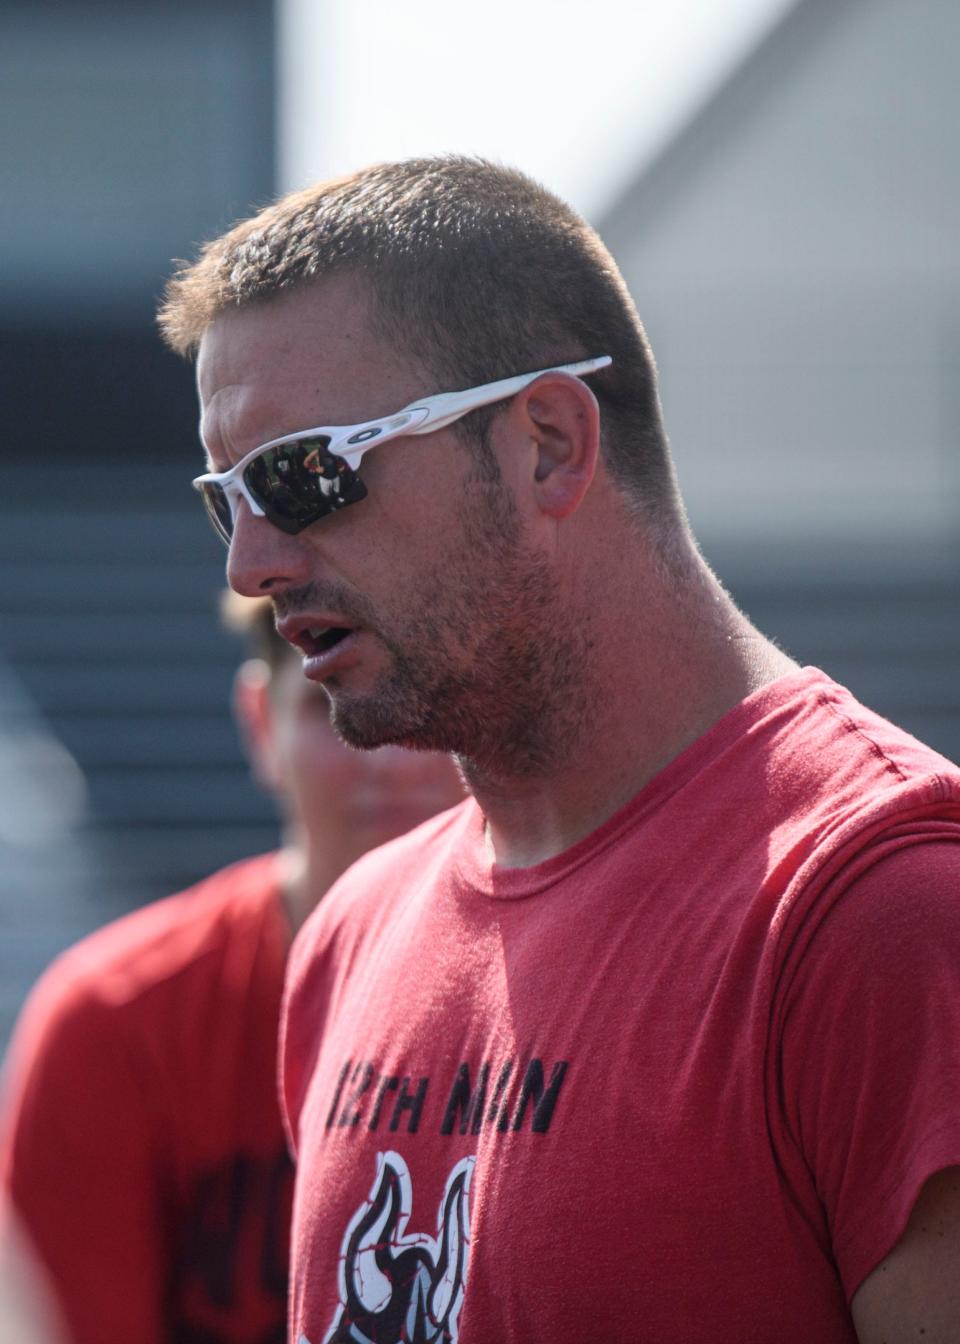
[15,851,284,1036]
[743,667,960,824]
[805,672,957,779]
[1,853,288,1194]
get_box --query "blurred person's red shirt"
[2,852,290,1344]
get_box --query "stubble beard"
[325,478,595,780]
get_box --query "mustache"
[271,581,381,630]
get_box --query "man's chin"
[328,694,438,754]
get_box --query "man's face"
[198,277,588,774]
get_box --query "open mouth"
[277,614,361,662]
[307,626,353,654]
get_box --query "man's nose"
[226,499,312,597]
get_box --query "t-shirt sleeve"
[1,972,169,1344]
[779,837,960,1302]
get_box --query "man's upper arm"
[2,975,168,1344]
[779,835,960,1304]
[851,1165,960,1342]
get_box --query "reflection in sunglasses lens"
[244,437,367,534]
[247,440,332,524]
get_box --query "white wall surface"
[275,0,795,220]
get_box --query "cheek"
[343,463,466,580]
[270,705,464,834]
[284,725,357,793]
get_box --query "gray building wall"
[2,0,274,328]
[599,0,960,565]
[595,0,959,806]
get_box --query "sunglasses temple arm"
[410,377,540,434]
[411,357,612,435]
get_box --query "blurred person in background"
[0,1201,65,1344]
[0,593,464,1344]
[159,157,960,1344]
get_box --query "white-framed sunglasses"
[192,355,612,544]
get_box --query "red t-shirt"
[281,669,960,1344]
[1,852,293,1344]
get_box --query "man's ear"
[232,658,280,793]
[518,373,601,519]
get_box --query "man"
[0,594,464,1344]
[157,158,960,1343]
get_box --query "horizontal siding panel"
[0,564,226,613]
[0,614,236,661]
[19,664,235,713]
[84,767,272,825]
[56,715,245,767]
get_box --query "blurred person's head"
[158,156,682,539]
[221,591,464,928]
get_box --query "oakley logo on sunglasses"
[192,355,612,545]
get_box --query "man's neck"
[277,840,344,936]
[460,559,797,869]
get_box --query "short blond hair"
[158,155,679,518]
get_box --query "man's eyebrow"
[197,422,222,471]
[199,412,262,472]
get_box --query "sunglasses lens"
[197,482,235,542]
[244,437,367,534]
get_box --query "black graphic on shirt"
[440,1058,568,1135]
[325,1055,569,1136]
[170,1147,292,1343]
[321,1150,474,1344]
